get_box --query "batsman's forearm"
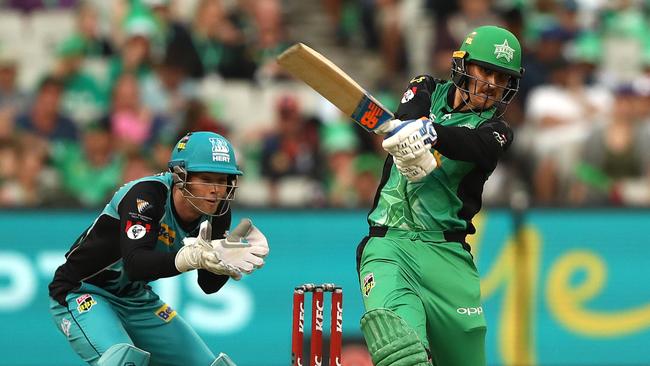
[434,122,511,171]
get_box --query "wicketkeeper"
[48,132,269,366]
[356,25,523,366]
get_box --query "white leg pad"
[210,352,237,366]
[97,343,150,366]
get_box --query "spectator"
[121,151,155,184]
[433,0,502,77]
[250,0,293,81]
[100,73,167,153]
[0,139,19,189]
[522,57,612,203]
[71,1,115,58]
[322,121,358,207]
[260,95,323,205]
[0,136,59,207]
[517,25,573,103]
[442,0,502,46]
[53,35,107,126]
[173,0,256,79]
[141,52,198,129]
[598,0,649,86]
[353,153,383,207]
[571,86,650,205]
[0,47,26,113]
[15,77,79,143]
[0,48,25,139]
[107,8,158,88]
[175,99,229,141]
[142,0,194,66]
[51,124,123,207]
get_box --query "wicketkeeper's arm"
[118,181,180,281]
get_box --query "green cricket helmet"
[451,25,524,113]
[168,131,242,216]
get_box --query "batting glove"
[394,151,437,182]
[382,118,438,161]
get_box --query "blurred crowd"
[0,0,649,209]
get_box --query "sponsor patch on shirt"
[492,131,507,147]
[158,223,176,246]
[155,304,177,322]
[125,220,151,240]
[362,273,375,297]
[410,76,426,83]
[60,318,71,337]
[76,294,97,314]
[401,87,416,103]
[136,199,152,214]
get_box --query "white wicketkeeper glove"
[175,221,243,279]
[382,118,438,161]
[182,219,270,278]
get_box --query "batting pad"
[97,343,150,366]
[210,352,237,366]
[361,309,431,366]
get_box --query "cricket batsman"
[357,25,523,365]
[48,132,269,366]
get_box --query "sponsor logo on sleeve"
[401,87,417,103]
[125,220,151,240]
[158,223,176,246]
[136,199,152,214]
[492,131,507,147]
[155,304,177,322]
[60,318,71,337]
[362,273,375,297]
[76,294,97,314]
[409,76,426,83]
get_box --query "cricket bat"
[277,43,394,134]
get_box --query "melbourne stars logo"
[493,39,514,62]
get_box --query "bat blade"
[277,43,394,133]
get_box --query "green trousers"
[358,228,486,366]
[49,282,216,366]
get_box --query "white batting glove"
[175,221,243,279]
[393,151,437,182]
[183,219,269,277]
[382,118,438,161]
[373,119,404,135]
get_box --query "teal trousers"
[49,282,215,366]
